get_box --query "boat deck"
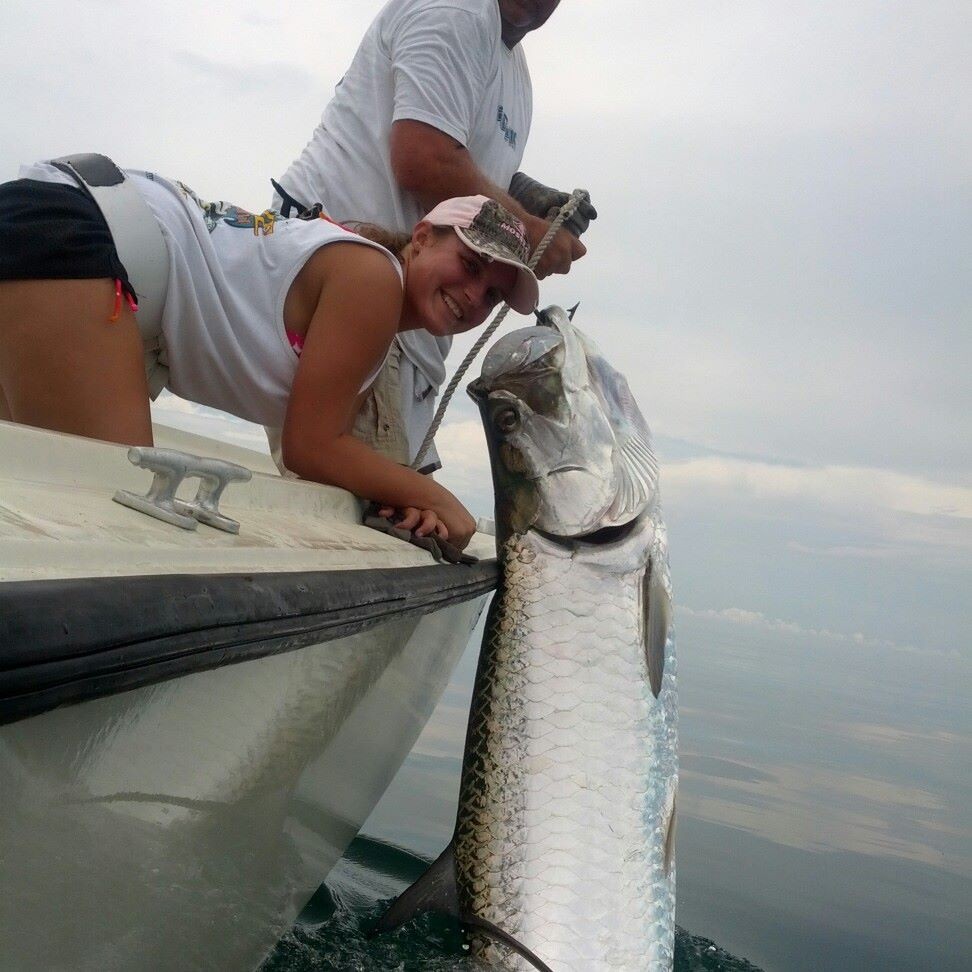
[0,419,495,581]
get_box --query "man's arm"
[390,119,585,279]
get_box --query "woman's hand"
[378,500,477,551]
[438,500,477,551]
[377,506,447,539]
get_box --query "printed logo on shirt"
[496,105,518,149]
[177,181,277,235]
[222,208,277,236]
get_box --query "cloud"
[786,541,899,560]
[664,456,972,521]
[151,392,270,453]
[431,418,494,518]
[171,51,315,94]
[535,0,970,146]
[679,604,962,660]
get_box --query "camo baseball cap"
[422,195,539,314]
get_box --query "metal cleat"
[113,447,252,533]
[173,456,252,534]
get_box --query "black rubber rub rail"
[0,561,498,725]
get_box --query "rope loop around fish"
[410,188,591,470]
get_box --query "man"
[272,0,594,471]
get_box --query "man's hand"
[509,172,598,237]
[522,214,587,279]
[510,172,596,278]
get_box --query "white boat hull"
[1,599,483,970]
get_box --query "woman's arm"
[281,243,477,547]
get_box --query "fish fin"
[368,845,554,972]
[460,913,556,972]
[643,556,671,698]
[368,841,459,938]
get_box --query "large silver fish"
[375,307,677,971]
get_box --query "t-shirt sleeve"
[388,6,494,147]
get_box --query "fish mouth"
[467,377,487,403]
[535,514,642,547]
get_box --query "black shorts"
[0,178,133,292]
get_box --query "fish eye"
[494,406,520,433]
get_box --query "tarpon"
[375,306,677,970]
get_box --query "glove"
[508,172,598,238]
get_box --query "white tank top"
[19,162,404,428]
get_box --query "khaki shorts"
[143,337,170,400]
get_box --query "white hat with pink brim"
[422,195,540,314]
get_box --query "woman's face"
[406,225,519,337]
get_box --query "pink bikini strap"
[286,328,304,356]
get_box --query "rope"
[410,189,590,469]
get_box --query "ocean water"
[261,593,969,971]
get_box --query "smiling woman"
[0,158,538,550]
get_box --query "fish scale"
[455,521,676,971]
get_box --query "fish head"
[468,305,659,540]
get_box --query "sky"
[1,1,968,657]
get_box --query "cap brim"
[454,227,539,314]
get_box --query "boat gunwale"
[0,560,498,725]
